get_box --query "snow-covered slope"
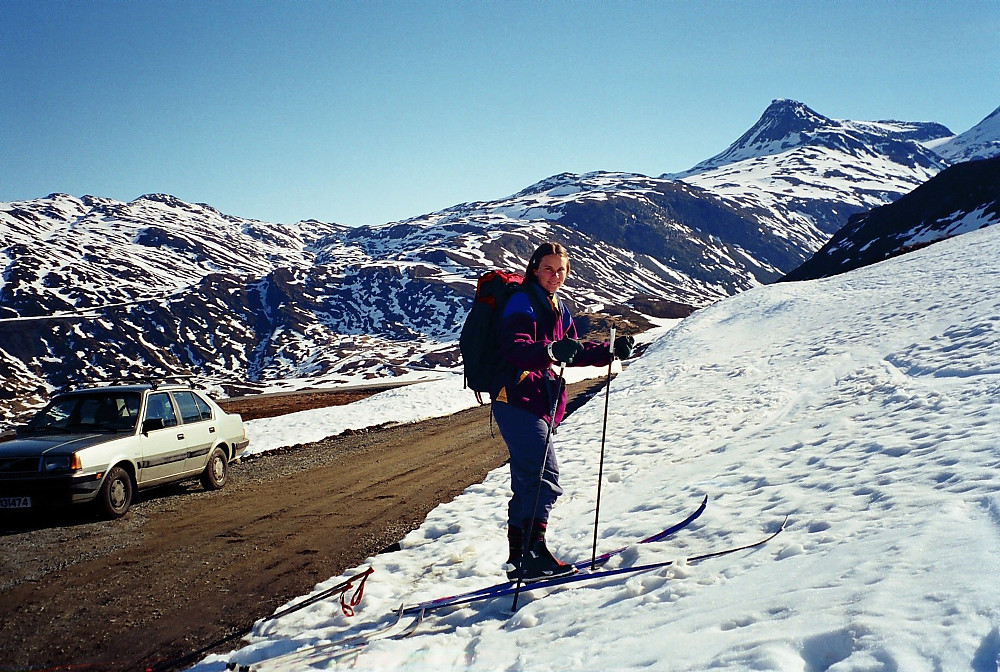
[0,193,344,315]
[194,219,1000,672]
[336,170,810,306]
[929,105,1000,163]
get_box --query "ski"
[403,494,708,614]
[173,567,372,672]
[410,514,786,613]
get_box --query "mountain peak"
[725,99,832,154]
[670,99,950,181]
[753,99,831,140]
[669,99,835,177]
[134,193,188,207]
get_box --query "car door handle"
[209,426,216,434]
[177,433,185,441]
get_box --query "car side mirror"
[142,418,166,434]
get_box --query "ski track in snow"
[192,225,1000,672]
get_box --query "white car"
[0,381,249,518]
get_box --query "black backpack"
[460,270,534,402]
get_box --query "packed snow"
[193,223,1000,671]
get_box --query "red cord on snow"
[340,566,374,617]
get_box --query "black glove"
[550,337,583,364]
[613,335,635,360]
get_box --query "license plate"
[0,496,32,509]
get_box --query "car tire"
[200,447,228,490]
[98,466,134,518]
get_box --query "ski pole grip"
[609,326,616,358]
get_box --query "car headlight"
[43,454,82,472]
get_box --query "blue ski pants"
[492,400,563,528]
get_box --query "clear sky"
[2,0,999,227]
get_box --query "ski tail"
[582,494,708,570]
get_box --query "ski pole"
[511,362,566,613]
[590,326,615,570]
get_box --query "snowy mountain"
[667,99,953,247]
[0,193,346,317]
[3,99,999,428]
[928,104,1000,163]
[0,194,349,420]
[192,214,1000,672]
[3,165,846,425]
[676,99,951,174]
[0,183,781,425]
[783,156,1000,281]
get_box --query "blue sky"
[2,1,998,227]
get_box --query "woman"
[491,241,634,580]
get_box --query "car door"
[173,391,217,474]
[138,392,187,485]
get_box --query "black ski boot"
[517,521,575,581]
[503,525,524,581]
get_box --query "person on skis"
[490,241,635,581]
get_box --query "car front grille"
[0,457,41,474]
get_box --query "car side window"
[193,393,213,421]
[172,391,207,425]
[104,393,142,431]
[146,393,178,428]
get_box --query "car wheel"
[99,466,134,518]
[200,447,228,490]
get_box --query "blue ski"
[404,494,708,614]
[412,514,786,613]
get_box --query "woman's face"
[536,253,569,294]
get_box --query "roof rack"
[58,373,199,393]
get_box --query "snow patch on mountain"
[930,105,1000,163]
[0,193,346,317]
[783,156,1000,282]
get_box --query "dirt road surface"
[0,379,603,672]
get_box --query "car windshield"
[26,392,142,434]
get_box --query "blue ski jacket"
[490,281,611,426]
